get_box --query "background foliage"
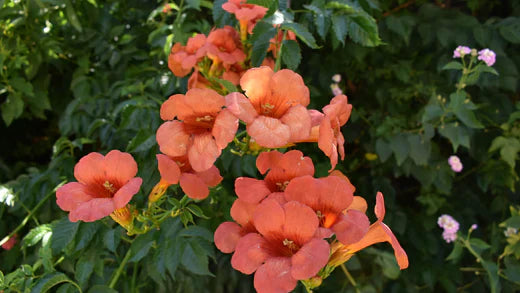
[1,0,519,292]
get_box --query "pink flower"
[453,46,471,58]
[448,155,463,172]
[332,74,342,83]
[478,48,496,66]
[437,214,460,233]
[56,151,143,222]
[442,230,457,243]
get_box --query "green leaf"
[304,5,329,39]
[473,63,499,76]
[64,0,82,32]
[325,1,356,13]
[211,77,238,93]
[499,17,520,44]
[87,285,117,293]
[489,136,520,169]
[385,15,415,45]
[481,260,501,293]
[280,23,318,49]
[448,92,483,128]
[250,22,277,67]
[10,77,34,97]
[181,240,213,276]
[446,240,463,262]
[129,232,155,263]
[126,130,155,153]
[23,224,52,248]
[407,134,431,166]
[186,204,209,219]
[0,270,4,287]
[1,93,24,126]
[51,218,79,254]
[422,104,443,123]
[442,61,463,71]
[30,272,80,293]
[500,216,520,229]
[389,134,410,166]
[74,222,101,252]
[179,226,213,242]
[331,14,347,45]
[75,252,95,287]
[346,12,381,47]
[281,40,301,70]
[103,228,122,253]
[438,123,470,152]
[186,0,201,10]
[247,0,274,9]
[375,139,392,162]
[469,238,491,254]
[375,251,400,280]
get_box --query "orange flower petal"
[195,165,223,187]
[161,94,191,121]
[283,201,319,244]
[240,66,273,108]
[214,221,242,253]
[254,258,297,293]
[348,196,368,213]
[232,233,269,274]
[212,109,239,149]
[235,177,271,203]
[280,105,312,142]
[253,199,285,236]
[74,152,104,186]
[156,154,181,184]
[291,238,330,280]
[332,210,369,245]
[68,198,115,222]
[156,121,190,157]
[247,116,291,148]
[270,69,310,116]
[104,150,139,186]
[188,133,221,172]
[230,198,257,227]
[184,88,225,115]
[256,150,283,174]
[112,177,142,209]
[179,173,209,200]
[56,182,93,212]
[225,92,258,124]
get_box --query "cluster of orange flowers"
[55,1,408,292]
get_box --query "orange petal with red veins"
[254,258,297,293]
[235,177,271,203]
[329,170,356,193]
[56,182,93,211]
[240,66,273,106]
[156,154,181,184]
[256,150,283,174]
[332,210,369,245]
[247,116,291,148]
[188,133,220,172]
[74,152,104,186]
[214,222,242,253]
[156,121,190,157]
[254,199,285,236]
[213,109,238,149]
[282,201,319,243]
[104,150,138,186]
[179,173,209,200]
[230,198,257,227]
[231,233,269,274]
[184,88,225,114]
[280,105,311,142]
[323,95,352,126]
[225,92,257,123]
[69,198,115,222]
[291,238,330,280]
[112,177,142,209]
[160,94,192,120]
[195,165,222,187]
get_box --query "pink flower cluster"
[453,46,471,58]
[478,48,496,67]
[437,214,459,243]
[448,155,463,172]
[330,74,343,96]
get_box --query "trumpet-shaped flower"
[231,199,330,293]
[56,150,143,222]
[222,0,268,38]
[329,192,409,269]
[168,34,206,77]
[226,67,311,148]
[156,88,238,172]
[234,150,314,204]
[155,154,222,200]
[284,174,369,245]
[198,26,246,66]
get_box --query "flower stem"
[109,247,133,289]
[0,181,66,247]
[340,264,360,293]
